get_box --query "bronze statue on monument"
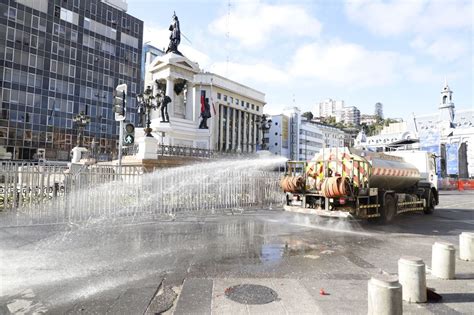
[165,12,182,55]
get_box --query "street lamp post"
[73,111,91,147]
[136,86,157,137]
[256,114,272,151]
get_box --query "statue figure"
[165,12,182,55]
[199,98,211,129]
[155,80,171,123]
[159,94,171,123]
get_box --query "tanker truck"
[280,147,438,223]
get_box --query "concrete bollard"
[431,241,456,279]
[398,256,427,303]
[368,274,402,315]
[460,232,474,261]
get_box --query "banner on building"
[419,129,441,176]
[446,143,458,176]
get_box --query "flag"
[200,90,205,114]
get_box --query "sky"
[126,0,473,120]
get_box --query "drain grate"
[225,284,278,305]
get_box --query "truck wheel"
[369,194,396,224]
[381,194,396,223]
[423,190,435,214]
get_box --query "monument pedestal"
[137,136,158,160]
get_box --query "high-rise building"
[0,0,143,160]
[315,98,344,122]
[342,106,361,126]
[374,102,383,119]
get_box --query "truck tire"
[423,190,436,214]
[368,194,396,224]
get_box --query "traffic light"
[113,84,127,121]
[123,123,135,145]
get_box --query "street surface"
[0,191,473,314]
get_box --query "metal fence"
[0,159,284,226]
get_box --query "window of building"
[86,87,92,99]
[70,47,76,59]
[27,73,35,87]
[246,102,249,108]
[51,42,58,55]
[256,106,259,111]
[134,22,139,34]
[230,96,233,103]
[29,54,37,68]
[49,78,56,91]
[73,0,80,8]
[50,60,57,73]
[223,95,227,102]
[8,7,16,21]
[122,17,127,28]
[26,93,34,107]
[107,10,112,21]
[67,101,73,113]
[5,47,14,61]
[68,83,74,95]
[10,89,19,103]
[46,132,53,142]
[3,68,12,82]
[7,27,15,41]
[251,104,255,110]
[69,65,76,77]
[217,93,221,100]
[235,98,239,105]
[29,34,38,48]
[131,83,137,93]
[31,15,39,29]
[90,3,96,15]
[241,100,244,106]
[86,70,93,82]
[71,30,78,42]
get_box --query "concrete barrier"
[368,274,402,315]
[398,256,427,303]
[460,232,474,261]
[432,242,456,279]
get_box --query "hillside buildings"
[264,107,345,161]
[314,98,361,126]
[0,0,143,160]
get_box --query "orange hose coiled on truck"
[280,176,305,193]
[321,176,350,198]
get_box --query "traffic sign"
[124,134,134,144]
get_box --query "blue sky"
[127,0,473,120]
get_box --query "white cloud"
[345,0,472,37]
[208,1,321,48]
[410,36,469,61]
[288,40,403,88]
[210,61,288,84]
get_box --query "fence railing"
[0,159,284,226]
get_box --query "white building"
[315,99,344,122]
[342,106,361,126]
[266,107,345,161]
[366,81,474,178]
[141,52,265,153]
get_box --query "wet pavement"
[0,191,473,314]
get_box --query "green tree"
[302,111,314,121]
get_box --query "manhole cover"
[225,284,278,305]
